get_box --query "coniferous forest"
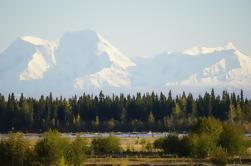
[0,89,251,133]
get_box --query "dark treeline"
[0,89,251,132]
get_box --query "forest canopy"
[0,89,251,132]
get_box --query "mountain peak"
[61,29,102,43]
[1,30,250,96]
[183,46,216,56]
[20,36,50,46]
[224,42,236,50]
[59,29,135,70]
[183,42,237,56]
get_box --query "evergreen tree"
[0,90,249,132]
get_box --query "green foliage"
[153,137,165,149]
[91,135,121,154]
[161,134,180,155]
[0,90,250,132]
[158,117,247,159]
[147,112,155,126]
[211,147,228,166]
[0,132,32,166]
[106,118,116,131]
[57,156,66,166]
[219,123,245,156]
[139,138,146,145]
[179,134,198,156]
[35,130,70,166]
[0,124,248,165]
[192,117,223,141]
[196,133,217,158]
[145,142,153,152]
[65,134,88,166]
[185,117,222,157]
[157,133,216,157]
[138,139,153,152]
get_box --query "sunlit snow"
[0,30,251,96]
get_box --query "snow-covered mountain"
[131,42,251,95]
[0,29,250,96]
[0,30,135,96]
[46,30,135,94]
[0,35,57,95]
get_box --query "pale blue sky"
[0,0,250,57]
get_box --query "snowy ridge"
[20,36,57,65]
[51,30,135,91]
[183,42,237,56]
[202,59,226,77]
[0,29,250,96]
[97,33,135,69]
[21,36,50,46]
[19,51,49,80]
[74,66,131,89]
[18,36,58,80]
[132,42,251,95]
[176,46,251,88]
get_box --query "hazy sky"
[0,0,251,57]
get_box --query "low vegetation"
[0,130,88,166]
[92,135,121,154]
[0,118,250,166]
[153,117,248,165]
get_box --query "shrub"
[35,130,70,166]
[157,118,247,159]
[145,142,153,152]
[161,134,181,155]
[192,117,223,141]
[153,137,165,149]
[219,123,245,156]
[65,134,88,166]
[211,147,228,166]
[196,133,217,158]
[179,133,216,158]
[0,132,33,166]
[92,135,121,154]
[179,134,198,157]
[155,134,196,156]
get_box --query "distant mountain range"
[0,30,250,96]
